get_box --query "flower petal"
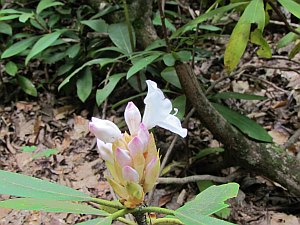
[128,136,144,156]
[122,166,139,183]
[125,102,141,136]
[89,117,122,143]
[156,114,187,138]
[144,156,160,193]
[115,147,132,168]
[137,123,150,149]
[96,139,113,163]
[142,80,187,137]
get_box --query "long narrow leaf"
[212,103,272,142]
[0,170,92,201]
[0,198,108,216]
[76,217,112,225]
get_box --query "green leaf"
[161,67,181,89]
[0,22,12,35]
[4,61,18,76]
[0,198,108,216]
[211,92,266,100]
[25,31,63,65]
[175,183,239,225]
[250,29,272,58]
[224,0,265,72]
[174,50,191,62]
[224,22,250,73]
[81,19,108,32]
[58,58,118,90]
[277,30,300,49]
[96,73,125,106]
[0,15,20,21]
[76,67,93,102]
[145,39,166,51]
[171,2,247,38]
[163,53,176,66]
[108,22,135,54]
[19,12,34,23]
[1,36,39,58]
[278,0,300,19]
[76,217,112,225]
[172,95,186,120]
[0,169,92,201]
[212,103,273,142]
[240,0,265,30]
[289,41,300,59]
[17,75,37,97]
[21,146,37,152]
[127,53,162,79]
[66,43,81,58]
[37,0,64,14]
[32,149,58,159]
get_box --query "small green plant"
[21,145,58,158]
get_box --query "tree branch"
[175,62,300,195]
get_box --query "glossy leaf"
[37,0,64,14]
[77,67,93,102]
[277,30,300,49]
[161,67,181,88]
[278,0,300,19]
[66,43,81,58]
[212,103,273,142]
[76,217,112,225]
[163,53,176,66]
[250,29,272,58]
[127,53,162,79]
[0,22,12,35]
[1,36,39,58]
[96,73,125,106]
[17,75,37,97]
[0,169,92,201]
[59,58,118,90]
[25,31,63,65]
[81,19,108,33]
[4,61,18,76]
[175,183,239,225]
[108,22,135,54]
[0,198,108,216]
[172,95,186,120]
[171,2,247,38]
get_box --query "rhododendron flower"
[89,80,187,208]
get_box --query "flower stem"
[90,197,125,209]
[132,210,148,225]
[152,218,184,225]
[138,206,175,216]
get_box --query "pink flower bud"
[122,166,139,183]
[128,136,144,157]
[96,139,113,163]
[89,117,122,143]
[137,123,150,150]
[115,147,132,168]
[144,156,160,193]
[125,102,141,136]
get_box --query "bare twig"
[269,56,300,66]
[157,172,239,184]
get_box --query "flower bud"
[122,166,139,183]
[89,117,122,143]
[96,139,113,163]
[125,102,141,136]
[115,147,132,168]
[144,156,160,193]
[137,123,150,150]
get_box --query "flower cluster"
[89,80,187,208]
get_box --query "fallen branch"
[175,63,300,195]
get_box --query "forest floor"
[1,33,300,225]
